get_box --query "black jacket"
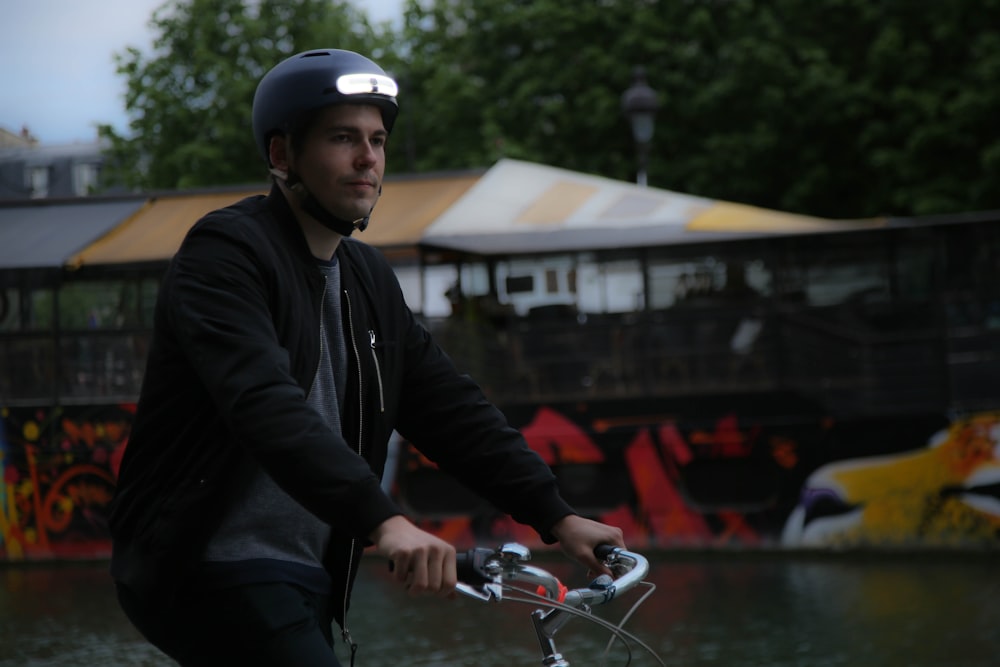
[109,187,574,626]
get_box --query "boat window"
[0,288,20,331]
[506,275,534,293]
[421,264,459,317]
[573,253,645,314]
[544,269,559,294]
[648,249,771,310]
[394,264,421,311]
[0,336,55,402]
[24,288,55,331]
[59,280,141,330]
[496,255,578,315]
[780,234,889,307]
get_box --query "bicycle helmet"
[252,49,399,235]
[253,49,398,163]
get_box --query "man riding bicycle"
[109,48,624,666]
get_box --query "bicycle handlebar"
[571,545,649,607]
[454,542,649,609]
[453,543,661,667]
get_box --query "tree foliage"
[386,0,1000,218]
[99,0,386,190]
[104,0,1000,218]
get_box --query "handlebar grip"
[456,547,495,585]
[594,544,619,561]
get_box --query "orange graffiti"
[61,418,130,449]
[770,437,799,469]
[41,464,115,533]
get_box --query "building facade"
[0,126,117,200]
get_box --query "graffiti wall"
[397,395,999,551]
[2,396,998,562]
[0,404,132,561]
[782,411,1000,548]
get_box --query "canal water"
[2,552,998,666]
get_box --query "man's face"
[290,103,387,224]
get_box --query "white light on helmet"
[336,73,399,98]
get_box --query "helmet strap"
[301,194,369,236]
[274,167,374,236]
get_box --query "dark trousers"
[116,581,342,666]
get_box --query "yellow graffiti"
[21,421,39,442]
[784,411,1000,547]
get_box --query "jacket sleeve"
[165,214,401,538]
[385,275,576,542]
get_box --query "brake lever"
[455,546,508,602]
[456,581,503,602]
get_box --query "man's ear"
[268,134,289,171]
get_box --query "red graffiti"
[625,428,713,544]
[1,407,131,560]
[521,406,605,464]
[409,406,771,549]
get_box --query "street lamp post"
[621,67,660,187]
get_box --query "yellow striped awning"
[364,172,480,248]
[686,201,885,233]
[68,172,480,267]
[68,188,265,268]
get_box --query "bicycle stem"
[531,607,575,667]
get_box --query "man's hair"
[285,107,324,158]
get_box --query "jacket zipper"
[340,289,365,661]
[369,329,385,413]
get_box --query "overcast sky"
[0,0,403,145]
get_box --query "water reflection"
[2,554,998,666]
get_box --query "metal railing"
[0,302,993,419]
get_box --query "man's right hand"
[369,515,457,597]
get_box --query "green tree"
[102,0,1000,218]
[99,0,387,190]
[386,0,672,178]
[387,0,1000,218]
[658,0,1000,217]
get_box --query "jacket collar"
[263,183,327,272]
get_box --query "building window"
[27,166,49,198]
[73,162,101,196]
